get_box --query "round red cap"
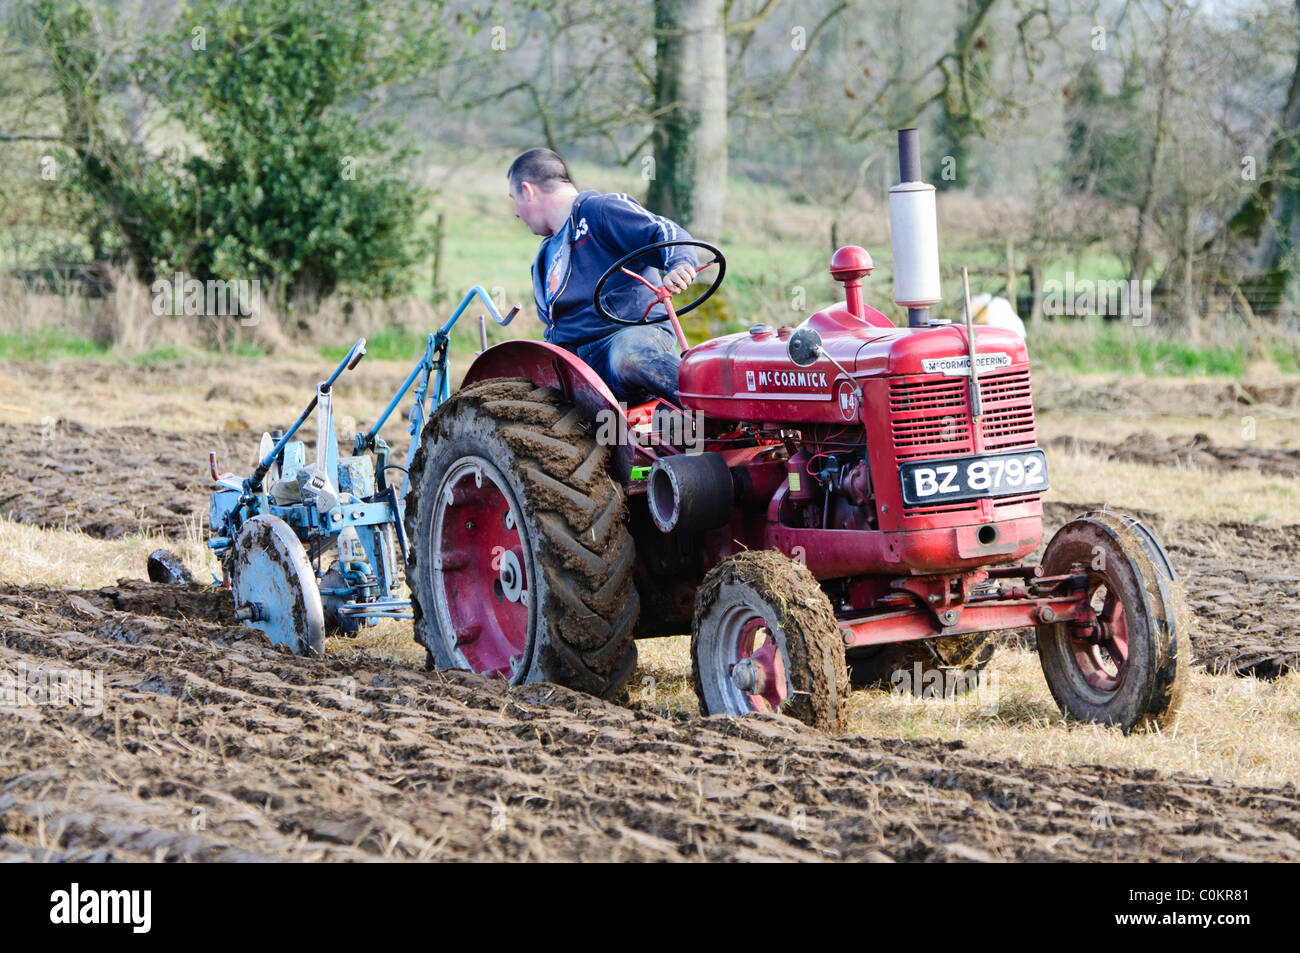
[829,245,874,282]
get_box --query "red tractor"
[403,131,1188,733]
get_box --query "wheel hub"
[716,616,788,713]
[730,657,765,694]
[1069,582,1129,692]
[499,547,524,603]
[431,457,531,680]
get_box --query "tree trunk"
[36,0,156,278]
[1181,194,1198,343]
[1208,0,1300,317]
[1130,7,1177,284]
[648,0,727,237]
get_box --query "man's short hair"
[508,148,574,193]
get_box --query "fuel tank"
[677,305,1029,424]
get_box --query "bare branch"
[726,0,784,36]
[0,131,62,142]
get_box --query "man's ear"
[519,181,538,202]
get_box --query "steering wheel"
[592,239,726,326]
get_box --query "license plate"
[899,450,1049,506]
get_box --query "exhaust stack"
[890,128,942,328]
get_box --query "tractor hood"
[677,305,1029,424]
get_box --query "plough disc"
[232,515,325,657]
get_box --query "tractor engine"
[663,127,1045,588]
[671,284,1044,577]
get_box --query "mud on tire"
[404,378,638,699]
[692,550,850,732]
[1034,512,1189,733]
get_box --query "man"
[507,148,699,405]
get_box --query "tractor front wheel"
[405,379,639,698]
[692,550,849,731]
[1035,512,1189,733]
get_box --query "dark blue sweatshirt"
[531,190,699,348]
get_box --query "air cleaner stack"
[890,128,942,328]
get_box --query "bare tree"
[1207,0,1300,317]
[649,0,728,235]
[1129,0,1187,284]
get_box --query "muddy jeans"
[574,323,681,405]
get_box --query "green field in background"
[2,149,1290,378]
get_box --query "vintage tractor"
[401,129,1189,733]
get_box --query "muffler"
[890,128,942,328]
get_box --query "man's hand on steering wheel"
[662,264,697,295]
[592,240,727,326]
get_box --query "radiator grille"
[889,377,973,460]
[978,370,1037,450]
[890,367,1040,514]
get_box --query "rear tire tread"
[405,378,637,698]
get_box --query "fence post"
[430,211,446,306]
[1005,236,1016,301]
[1026,262,1041,324]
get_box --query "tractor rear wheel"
[1034,512,1189,733]
[405,378,638,698]
[846,632,996,696]
[692,550,849,732]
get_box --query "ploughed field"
[1,360,1299,861]
[2,420,1297,681]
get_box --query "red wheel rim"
[431,457,530,680]
[728,615,789,712]
[1069,582,1129,692]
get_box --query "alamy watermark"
[889,662,1000,709]
[595,403,705,454]
[150,270,260,325]
[1042,272,1153,326]
[1,661,104,717]
[50,883,150,933]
